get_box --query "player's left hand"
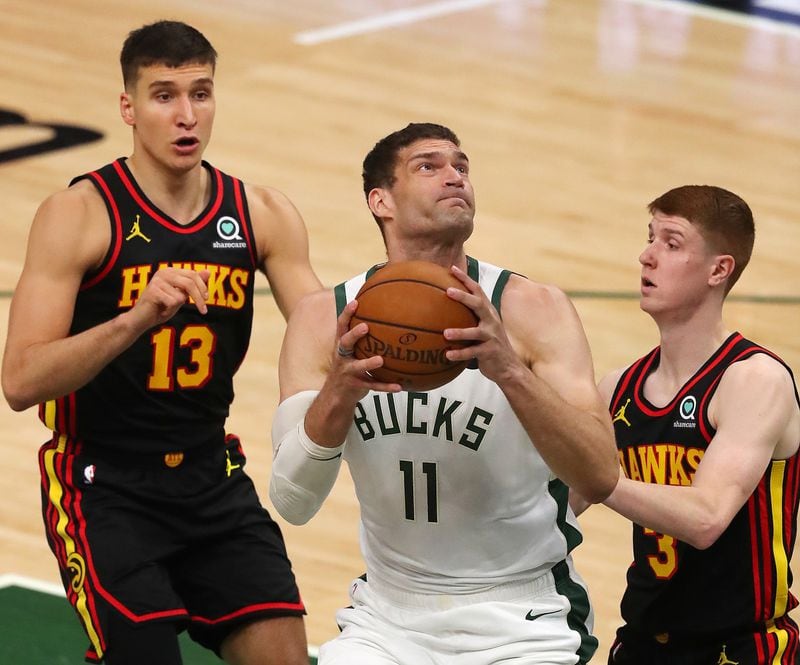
[443,265,524,384]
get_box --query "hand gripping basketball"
[349,261,478,391]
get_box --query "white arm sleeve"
[269,390,345,525]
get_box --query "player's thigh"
[175,474,304,652]
[319,635,403,665]
[221,615,308,665]
[454,597,594,665]
[320,594,435,665]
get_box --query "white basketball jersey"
[334,257,583,595]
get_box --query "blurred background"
[1,0,799,660]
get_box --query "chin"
[639,297,657,314]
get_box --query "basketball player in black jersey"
[2,20,320,665]
[573,185,800,664]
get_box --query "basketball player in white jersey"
[269,123,619,664]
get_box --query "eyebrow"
[649,222,687,237]
[147,77,214,90]
[409,150,469,162]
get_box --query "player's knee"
[220,615,308,665]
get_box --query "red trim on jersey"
[633,333,744,416]
[65,443,107,652]
[46,392,78,438]
[41,438,108,655]
[762,490,776,620]
[59,394,73,434]
[696,344,760,442]
[611,355,649,414]
[754,630,767,662]
[232,177,257,270]
[39,439,65,564]
[112,160,223,233]
[786,618,800,662]
[191,599,306,625]
[82,171,124,290]
[785,456,800,560]
[698,384,716,444]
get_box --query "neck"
[386,240,467,272]
[651,304,731,385]
[126,153,209,225]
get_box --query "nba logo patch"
[83,464,96,485]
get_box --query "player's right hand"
[131,267,210,327]
[331,300,401,395]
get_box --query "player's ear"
[368,187,393,220]
[120,93,135,126]
[709,254,734,287]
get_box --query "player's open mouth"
[174,137,199,148]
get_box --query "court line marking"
[294,0,507,45]
[0,573,65,596]
[295,0,800,45]
[0,573,320,659]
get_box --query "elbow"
[278,508,313,527]
[580,480,617,506]
[269,475,320,526]
[683,519,726,551]
[2,378,36,412]
[578,465,620,505]
[4,395,30,412]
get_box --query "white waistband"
[367,570,556,611]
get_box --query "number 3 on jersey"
[148,324,216,390]
[644,527,678,579]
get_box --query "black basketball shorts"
[608,619,800,665]
[39,432,305,662]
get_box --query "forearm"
[3,309,145,411]
[270,391,345,525]
[500,364,618,503]
[604,477,721,549]
[303,380,362,447]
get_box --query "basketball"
[349,260,478,391]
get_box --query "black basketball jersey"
[610,332,800,636]
[39,158,257,453]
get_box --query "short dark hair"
[648,185,755,292]
[120,20,217,89]
[362,123,460,198]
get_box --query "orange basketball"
[349,260,478,391]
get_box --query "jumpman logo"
[613,398,632,427]
[125,214,151,242]
[225,450,241,477]
[717,645,738,665]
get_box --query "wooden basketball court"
[1,0,799,659]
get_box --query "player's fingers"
[445,344,479,364]
[336,321,368,358]
[449,264,480,292]
[446,283,492,322]
[358,356,402,392]
[175,271,210,314]
[443,325,483,345]
[337,299,358,330]
[187,280,209,314]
